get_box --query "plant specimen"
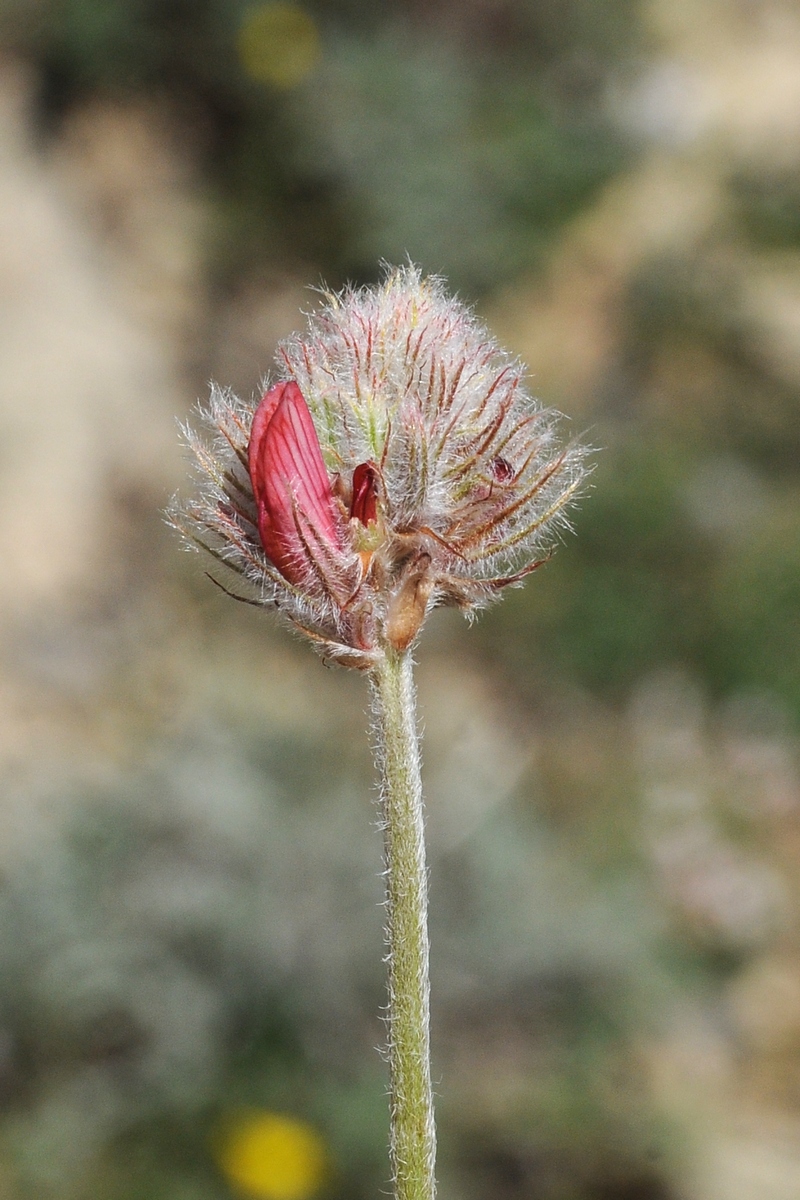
[170,265,587,1200]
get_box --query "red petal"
[248,381,289,496]
[248,381,343,584]
[350,462,379,526]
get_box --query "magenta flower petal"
[248,380,343,585]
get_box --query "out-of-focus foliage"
[731,168,800,250]
[483,439,800,713]
[1,0,630,290]
[0,692,670,1199]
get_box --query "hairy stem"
[370,649,436,1200]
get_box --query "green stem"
[370,649,436,1200]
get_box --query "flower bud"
[350,462,380,527]
[170,266,588,667]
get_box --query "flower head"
[170,266,588,668]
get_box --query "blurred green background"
[0,1,799,1197]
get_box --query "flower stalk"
[371,648,435,1200]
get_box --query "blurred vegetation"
[1,0,800,1199]
[483,436,800,714]
[1,0,631,289]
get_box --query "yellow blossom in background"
[216,1110,329,1200]
[237,4,321,88]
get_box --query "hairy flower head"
[170,266,588,668]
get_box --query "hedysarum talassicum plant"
[170,266,588,1200]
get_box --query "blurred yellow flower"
[216,1110,328,1200]
[216,1110,329,1200]
[237,4,321,88]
